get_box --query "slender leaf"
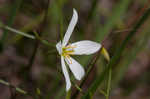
[0,0,23,50]
[82,7,150,98]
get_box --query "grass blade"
[82,7,150,99]
[95,0,130,42]
[0,0,23,50]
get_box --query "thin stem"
[70,80,83,93]
[99,89,107,97]
[106,68,112,99]
[66,90,71,99]
[0,22,55,47]
[33,31,55,47]
[0,0,22,46]
[87,0,99,21]
[4,26,35,39]
[71,48,103,99]
[23,0,50,98]
[82,7,150,99]
[74,84,83,92]
[0,79,27,95]
[113,28,132,33]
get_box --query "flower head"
[56,9,101,91]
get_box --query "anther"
[66,55,72,64]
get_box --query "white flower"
[56,9,101,91]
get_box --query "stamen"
[66,55,72,64]
[66,44,76,49]
[61,44,77,58]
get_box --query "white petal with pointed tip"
[65,57,85,80]
[56,41,62,55]
[61,56,71,91]
[71,40,101,55]
[62,9,78,46]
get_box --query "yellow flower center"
[61,45,76,64]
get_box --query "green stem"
[82,6,150,99]
[0,21,35,39]
[71,48,103,99]
[4,25,35,39]
[0,0,23,44]
[0,79,27,95]
[0,23,55,47]
[33,31,55,47]
[99,89,107,97]
[66,90,71,99]
[106,68,112,99]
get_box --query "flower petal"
[61,56,71,91]
[56,41,62,54]
[65,57,85,80]
[71,40,101,55]
[62,9,78,46]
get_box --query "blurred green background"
[0,0,150,99]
